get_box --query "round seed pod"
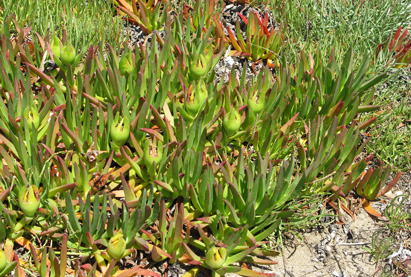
[107,233,126,260]
[223,110,241,136]
[119,53,133,75]
[18,185,40,217]
[205,246,227,269]
[110,114,130,147]
[60,42,76,66]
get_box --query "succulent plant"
[115,0,169,34]
[376,27,411,68]
[225,11,285,61]
[0,8,404,276]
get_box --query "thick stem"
[94,252,107,273]
[11,216,32,239]
[211,271,221,277]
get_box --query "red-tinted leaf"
[378,171,402,197]
[227,26,243,52]
[140,128,163,142]
[115,266,160,277]
[238,13,248,25]
[362,199,382,218]
[357,117,376,130]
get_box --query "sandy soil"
[265,172,411,277]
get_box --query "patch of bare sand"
[269,210,380,276]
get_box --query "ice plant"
[108,232,126,260]
[226,11,285,61]
[115,0,168,34]
[375,27,411,68]
[188,0,219,29]
[18,185,40,217]
[0,13,403,277]
[111,113,130,147]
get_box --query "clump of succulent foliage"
[0,0,409,275]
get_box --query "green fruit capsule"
[223,110,241,136]
[18,185,40,217]
[110,114,130,147]
[205,247,227,269]
[119,53,133,75]
[23,107,40,131]
[185,90,200,116]
[143,139,163,167]
[107,233,126,260]
[60,41,76,66]
[248,91,265,113]
[185,81,208,116]
[189,54,208,80]
[50,35,61,59]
